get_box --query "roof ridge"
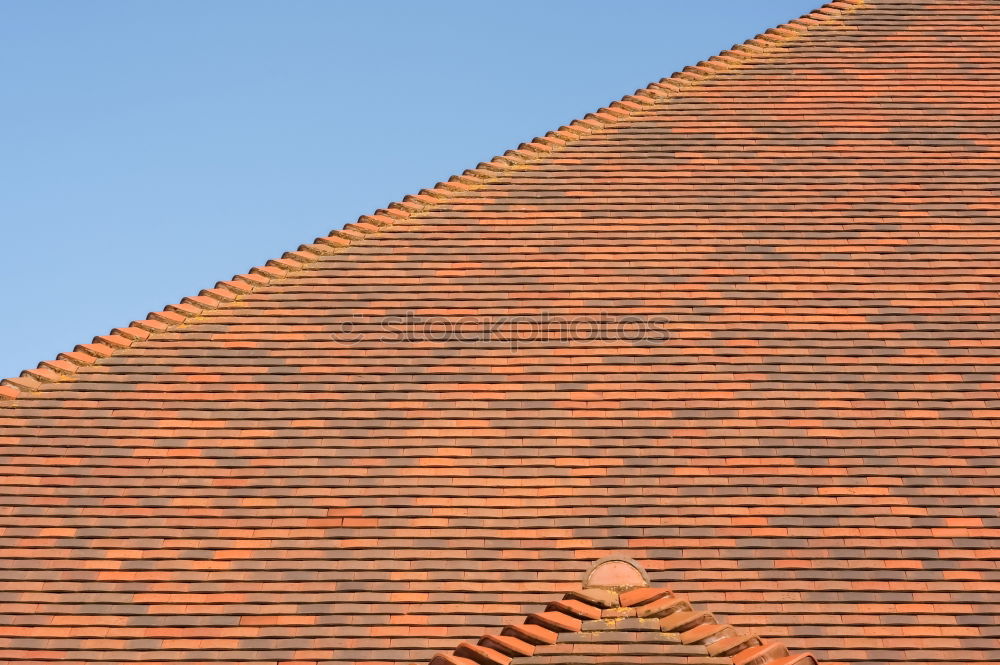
[429,584,820,665]
[0,0,864,402]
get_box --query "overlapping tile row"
[430,584,817,665]
[1,0,999,664]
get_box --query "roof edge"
[0,0,864,402]
[430,581,821,665]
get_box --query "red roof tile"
[1,0,999,664]
[431,560,819,665]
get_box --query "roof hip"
[429,563,821,665]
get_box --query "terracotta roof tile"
[2,0,1000,663]
[430,565,819,665]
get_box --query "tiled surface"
[1,1,999,664]
[430,584,818,665]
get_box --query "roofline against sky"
[0,0,863,403]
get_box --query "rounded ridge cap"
[584,556,649,589]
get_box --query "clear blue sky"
[0,0,820,379]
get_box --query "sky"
[0,0,821,379]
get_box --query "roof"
[430,557,819,665]
[1,0,998,664]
